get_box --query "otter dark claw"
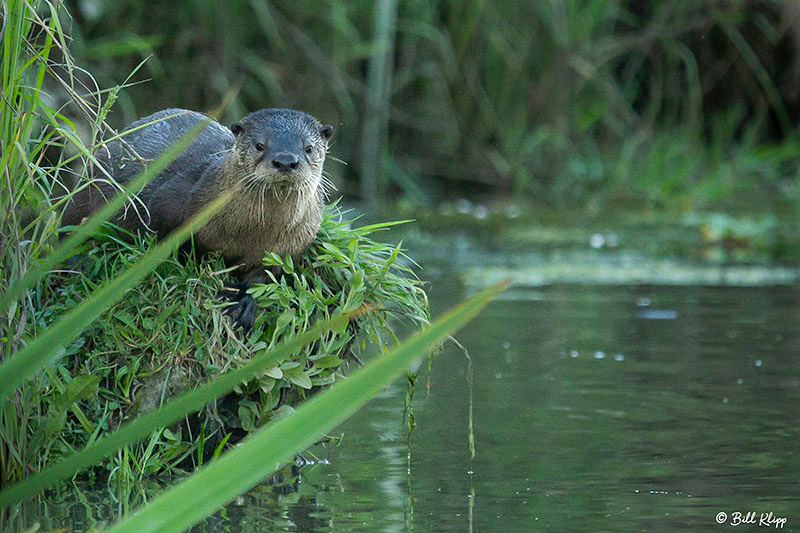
[218,282,257,331]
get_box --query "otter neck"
[216,156,320,226]
[192,154,323,268]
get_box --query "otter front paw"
[218,283,256,332]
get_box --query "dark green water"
[8,221,800,532]
[196,272,800,531]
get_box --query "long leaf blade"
[107,279,509,533]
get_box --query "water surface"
[197,275,800,531]
[9,218,800,532]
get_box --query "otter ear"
[320,125,333,140]
[231,122,244,136]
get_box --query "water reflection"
[296,282,798,532]
[8,279,800,532]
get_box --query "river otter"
[62,108,334,330]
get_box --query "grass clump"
[19,203,428,485]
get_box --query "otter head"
[229,108,333,197]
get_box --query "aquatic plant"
[1,2,504,531]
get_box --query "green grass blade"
[352,219,414,234]
[0,111,211,314]
[0,306,363,508]
[0,189,234,404]
[107,279,509,533]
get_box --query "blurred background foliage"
[61,0,800,211]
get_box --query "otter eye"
[304,145,313,154]
[255,143,265,152]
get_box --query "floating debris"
[590,233,606,249]
[637,309,678,320]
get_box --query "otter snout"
[271,152,299,172]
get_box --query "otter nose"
[271,152,299,172]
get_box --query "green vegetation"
[0,203,428,488]
[70,0,800,210]
[0,2,490,531]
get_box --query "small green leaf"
[310,373,336,387]
[212,434,232,462]
[248,285,266,299]
[28,411,67,454]
[349,270,364,291]
[114,311,136,327]
[63,375,100,405]
[262,252,283,266]
[238,404,255,432]
[283,254,294,274]
[259,378,276,394]
[263,367,282,379]
[275,308,295,331]
[272,405,295,421]
[312,355,342,370]
[288,372,312,390]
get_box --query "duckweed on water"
[5,203,428,484]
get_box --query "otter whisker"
[236,174,252,188]
[208,147,234,158]
[320,172,336,193]
[259,180,268,226]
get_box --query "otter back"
[62,109,233,234]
